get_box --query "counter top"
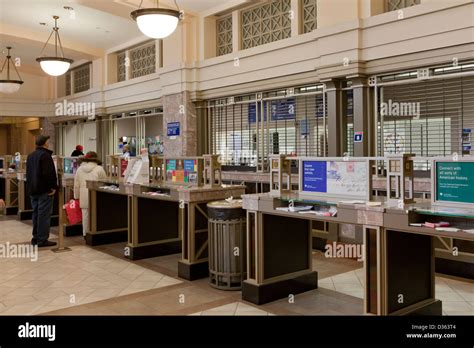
[242,192,474,242]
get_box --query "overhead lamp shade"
[131,9,180,39]
[36,57,73,77]
[0,80,23,94]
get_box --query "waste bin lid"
[207,199,243,209]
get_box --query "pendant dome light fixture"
[0,47,24,94]
[131,0,182,39]
[36,16,73,76]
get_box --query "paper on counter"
[275,205,313,212]
[366,202,382,207]
[435,227,461,233]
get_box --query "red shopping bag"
[64,199,82,225]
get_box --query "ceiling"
[0,0,239,75]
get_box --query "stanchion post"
[52,172,72,253]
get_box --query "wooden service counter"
[242,192,474,315]
[129,183,245,281]
[86,179,132,246]
[0,171,19,215]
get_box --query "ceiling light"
[0,47,24,94]
[131,0,182,39]
[36,16,73,76]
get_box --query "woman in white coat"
[73,152,107,238]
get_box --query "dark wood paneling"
[263,214,310,279]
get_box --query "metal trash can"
[207,199,246,290]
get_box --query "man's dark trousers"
[31,193,54,245]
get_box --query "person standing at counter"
[122,145,131,158]
[74,151,107,239]
[71,145,84,157]
[26,135,58,247]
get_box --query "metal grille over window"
[117,51,126,82]
[208,86,327,171]
[65,72,71,96]
[378,76,474,171]
[217,15,233,56]
[386,0,420,11]
[130,42,156,79]
[73,64,91,94]
[302,0,317,33]
[346,90,354,156]
[241,0,292,50]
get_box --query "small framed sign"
[354,132,363,143]
[167,122,180,137]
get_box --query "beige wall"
[0,125,8,155]
[1,0,472,117]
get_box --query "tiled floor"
[0,218,182,315]
[0,217,472,316]
[318,269,474,315]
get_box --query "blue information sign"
[354,132,363,143]
[302,161,327,192]
[184,159,196,172]
[248,99,296,123]
[167,122,180,136]
[248,102,267,123]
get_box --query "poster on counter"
[165,159,198,184]
[302,160,368,198]
[436,162,474,204]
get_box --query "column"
[351,76,374,156]
[290,0,301,36]
[162,91,197,157]
[40,117,56,153]
[324,79,345,156]
[232,10,241,53]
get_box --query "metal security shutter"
[208,87,327,170]
[210,100,257,167]
[379,76,474,170]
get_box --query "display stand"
[269,154,291,195]
[386,153,415,206]
[149,155,164,182]
[203,154,222,187]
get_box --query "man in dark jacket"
[26,135,58,247]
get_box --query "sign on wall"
[248,99,296,123]
[354,132,363,143]
[167,122,180,137]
